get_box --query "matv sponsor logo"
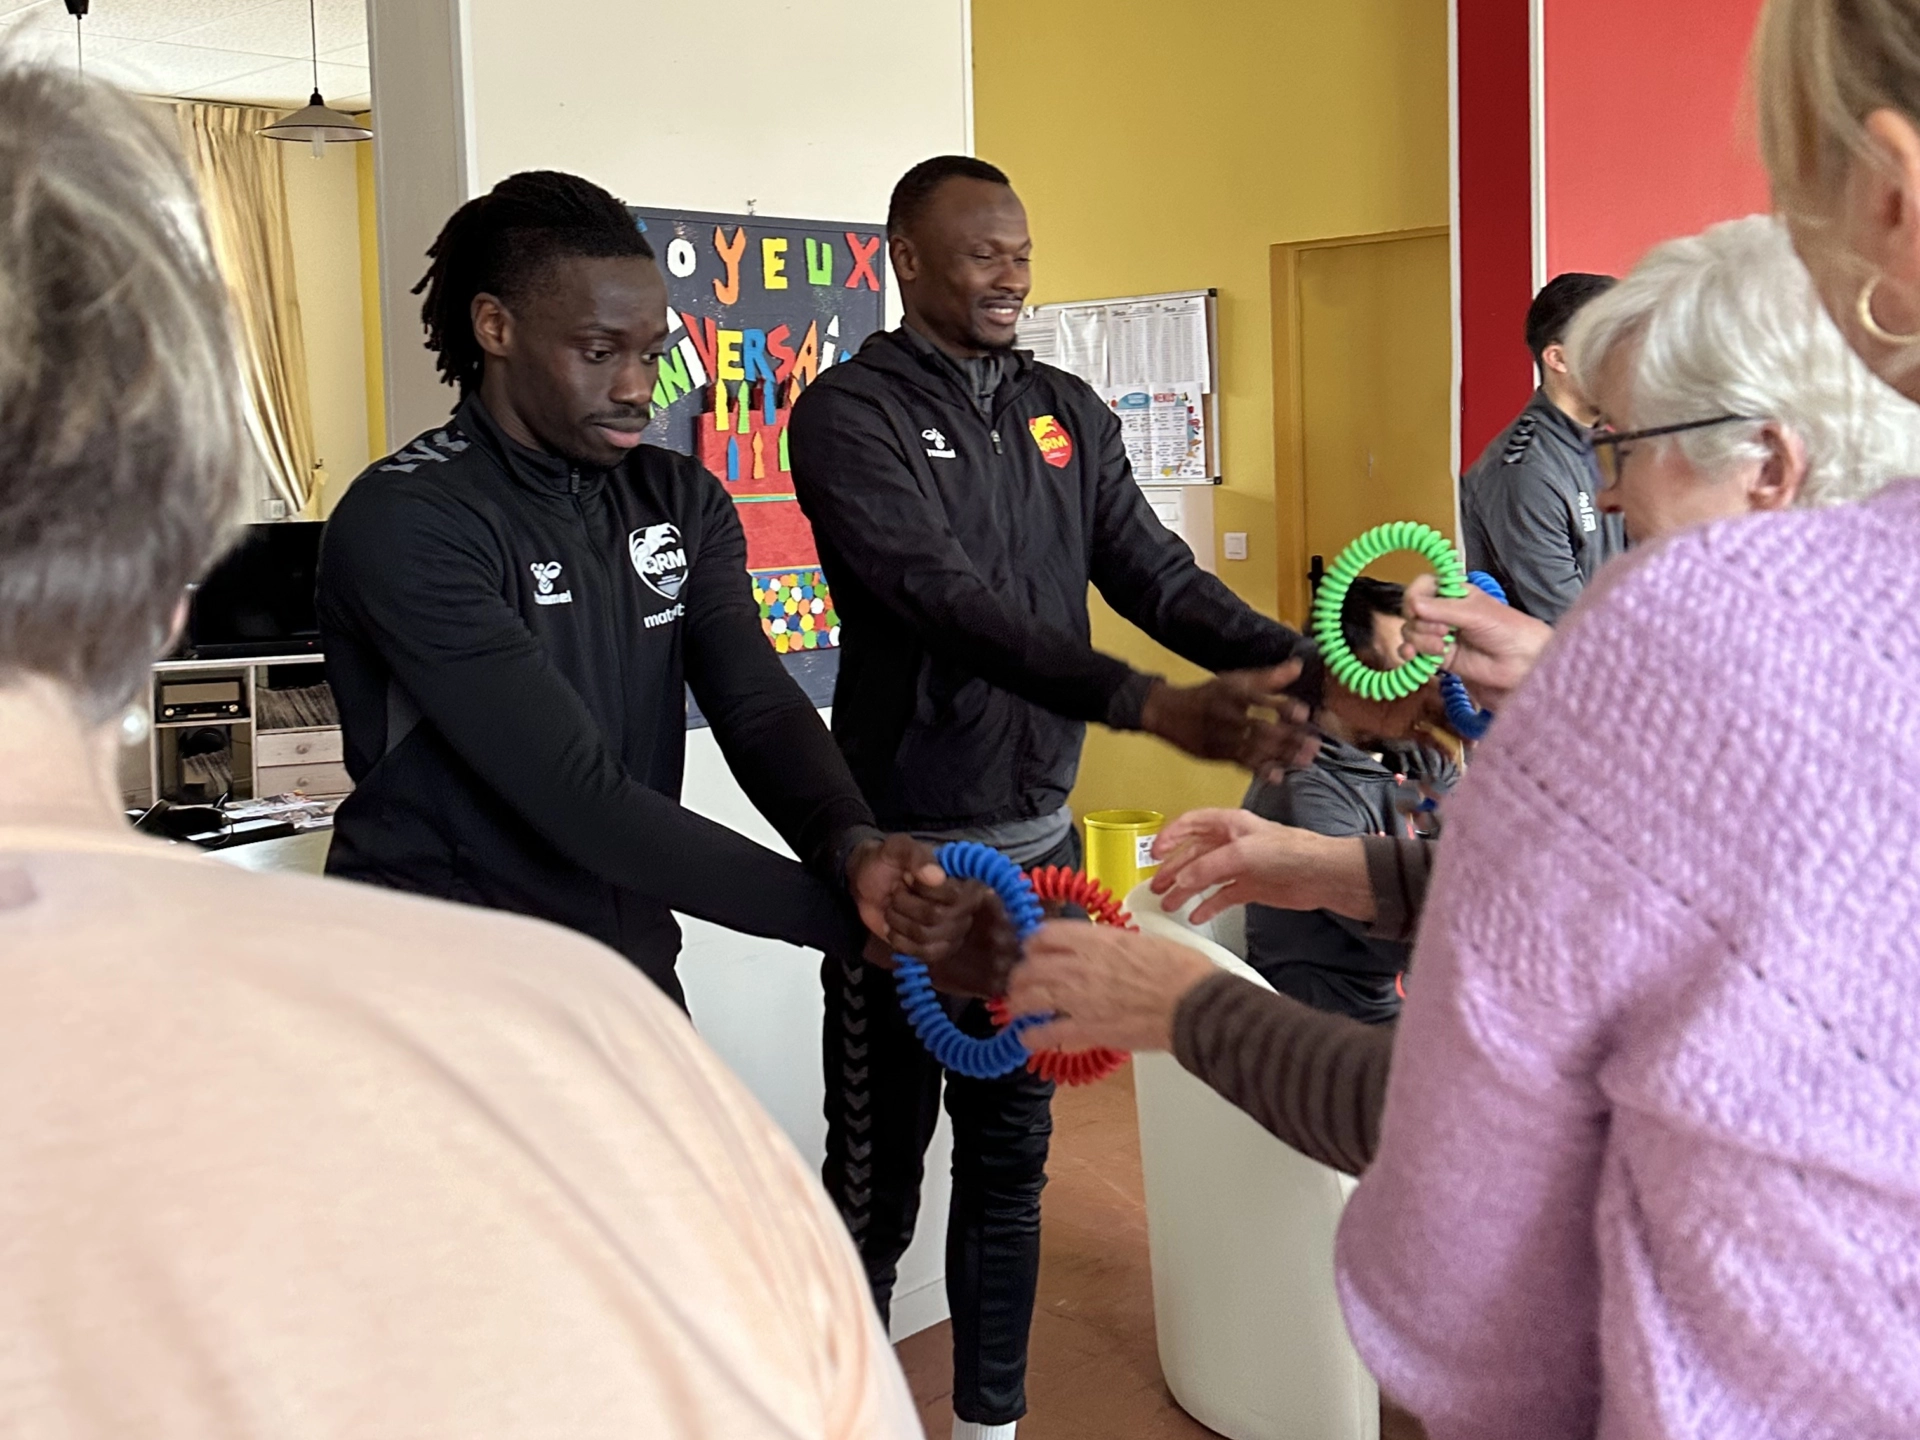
[1028,414,1073,469]
[628,523,689,601]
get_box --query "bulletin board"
[1015,288,1221,484]
[631,206,887,660]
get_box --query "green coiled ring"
[1310,521,1469,702]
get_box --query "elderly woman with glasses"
[1576,211,1920,541]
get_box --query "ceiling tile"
[166,0,362,58]
[0,0,367,105]
[93,40,288,95]
[182,54,364,106]
[0,14,149,68]
[34,0,287,45]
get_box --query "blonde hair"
[1755,0,1920,208]
[1565,215,1920,507]
[0,63,256,720]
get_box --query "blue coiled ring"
[891,841,1050,1079]
[1438,570,1507,740]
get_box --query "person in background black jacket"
[788,156,1329,1440]
[1459,272,1626,622]
[319,171,1010,1009]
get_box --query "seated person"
[0,64,960,1438]
[1241,577,1454,1024]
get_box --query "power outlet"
[1222,531,1249,561]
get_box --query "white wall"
[464,0,971,222]
[365,0,974,1339]
[282,141,372,509]
[367,0,471,444]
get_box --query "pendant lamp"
[258,0,371,157]
[64,0,86,75]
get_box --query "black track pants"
[821,831,1075,1425]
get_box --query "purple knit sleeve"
[1330,560,1655,1436]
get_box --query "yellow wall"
[971,0,1449,821]
[282,133,374,516]
[356,119,386,465]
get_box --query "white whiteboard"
[1016,288,1220,484]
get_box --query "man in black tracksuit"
[789,156,1322,1439]
[319,171,1004,1008]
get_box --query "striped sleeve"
[1170,971,1393,1177]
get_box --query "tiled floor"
[895,1062,1423,1440]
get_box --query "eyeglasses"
[1590,414,1757,488]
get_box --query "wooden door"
[1272,229,1453,620]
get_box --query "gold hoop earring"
[1856,273,1920,345]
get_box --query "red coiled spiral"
[985,865,1132,1086]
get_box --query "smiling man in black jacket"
[789,156,1323,1440]
[318,171,1006,1009]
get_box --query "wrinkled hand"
[1004,922,1217,1054]
[1149,808,1374,924]
[1398,573,1552,707]
[1139,660,1319,771]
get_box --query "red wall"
[1542,0,1770,278]
[1454,0,1771,463]
[1457,0,1537,466]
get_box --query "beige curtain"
[169,102,316,515]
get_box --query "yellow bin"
[1082,809,1166,898]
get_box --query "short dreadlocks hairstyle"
[886,155,1011,236]
[413,170,654,394]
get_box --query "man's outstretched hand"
[1139,660,1319,771]
[847,835,1021,998]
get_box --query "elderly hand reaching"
[1003,921,1218,1054]
[1147,808,1374,924]
[1398,573,1553,708]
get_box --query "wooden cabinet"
[141,654,352,806]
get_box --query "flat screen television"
[182,521,325,659]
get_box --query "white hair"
[0,62,255,719]
[1564,213,1920,507]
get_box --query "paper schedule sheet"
[1102,380,1207,480]
[1014,293,1212,391]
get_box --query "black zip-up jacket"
[317,394,878,1001]
[788,328,1313,830]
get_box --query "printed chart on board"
[631,206,887,663]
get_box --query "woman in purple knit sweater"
[1337,1,1920,1433]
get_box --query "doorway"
[1271,228,1453,623]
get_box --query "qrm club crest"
[628,523,689,601]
